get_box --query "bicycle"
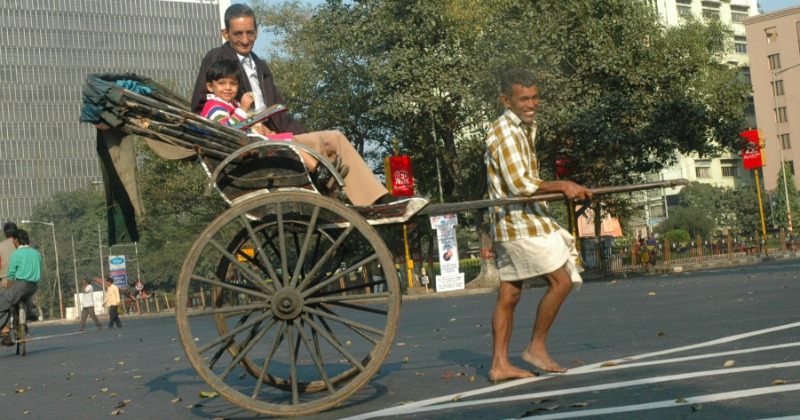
[5,301,28,356]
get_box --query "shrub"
[664,229,690,245]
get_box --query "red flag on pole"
[384,155,415,196]
[740,129,765,170]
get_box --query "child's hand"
[240,92,255,111]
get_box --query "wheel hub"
[271,288,303,320]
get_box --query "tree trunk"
[466,209,499,289]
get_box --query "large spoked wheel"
[14,304,26,356]
[175,191,401,416]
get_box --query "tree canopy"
[253,0,749,207]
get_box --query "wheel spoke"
[301,254,378,298]
[301,314,365,372]
[303,305,385,337]
[197,309,274,354]
[276,203,290,289]
[208,239,275,295]
[238,213,282,289]
[289,205,321,288]
[287,322,299,405]
[296,225,356,292]
[317,305,380,346]
[187,302,268,318]
[295,320,336,394]
[208,311,258,369]
[220,317,274,381]
[190,274,271,301]
[308,298,389,316]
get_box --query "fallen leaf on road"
[396,342,405,346]
[15,389,25,394]
[415,372,425,376]
[450,318,457,322]
[675,397,688,403]
[133,375,142,379]
[88,395,97,399]
[402,356,409,363]
[174,357,181,361]
[23,411,30,415]
[171,397,183,403]
[571,360,585,367]
[772,379,788,385]
[111,409,124,415]
[723,360,735,367]
[110,392,118,398]
[469,375,475,382]
[571,402,590,407]
[100,388,109,393]
[657,331,666,336]
[65,393,73,397]
[600,361,618,367]
[452,394,461,402]
[647,292,657,296]
[442,371,452,379]
[199,391,218,398]
[118,361,125,365]
[692,403,703,411]
[345,340,352,346]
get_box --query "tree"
[773,162,800,231]
[252,0,749,285]
[656,206,716,239]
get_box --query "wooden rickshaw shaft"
[417,179,690,216]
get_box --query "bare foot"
[521,350,568,373]
[488,363,538,382]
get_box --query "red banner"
[740,129,765,170]
[384,155,415,196]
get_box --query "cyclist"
[0,229,41,346]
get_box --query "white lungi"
[494,228,583,289]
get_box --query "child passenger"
[200,59,318,170]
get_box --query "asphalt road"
[2,260,800,419]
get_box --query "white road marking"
[345,321,800,419]
[522,383,800,419]
[358,361,800,418]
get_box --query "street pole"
[771,62,800,232]
[71,236,80,317]
[21,220,63,320]
[98,223,106,296]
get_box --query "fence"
[583,229,795,274]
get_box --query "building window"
[734,42,747,54]
[769,54,781,71]
[766,27,778,43]
[776,107,788,123]
[740,67,751,85]
[773,80,785,96]
[731,12,748,23]
[702,8,719,22]
[650,204,665,218]
[781,134,792,150]
[722,166,738,177]
[677,5,693,18]
[696,167,711,178]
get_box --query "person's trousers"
[79,306,102,330]
[294,130,388,206]
[108,305,122,328]
[0,280,37,329]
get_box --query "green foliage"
[254,0,748,222]
[656,206,716,238]
[663,229,690,245]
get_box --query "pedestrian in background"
[0,222,18,290]
[77,278,102,332]
[104,278,122,328]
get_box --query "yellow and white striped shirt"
[485,109,560,242]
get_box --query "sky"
[761,0,800,12]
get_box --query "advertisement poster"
[108,255,129,290]
[740,129,765,170]
[430,214,464,292]
[384,155,416,196]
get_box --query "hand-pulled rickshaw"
[80,73,686,416]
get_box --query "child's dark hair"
[206,59,243,84]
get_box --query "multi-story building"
[635,0,759,232]
[0,0,229,222]
[744,6,800,192]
